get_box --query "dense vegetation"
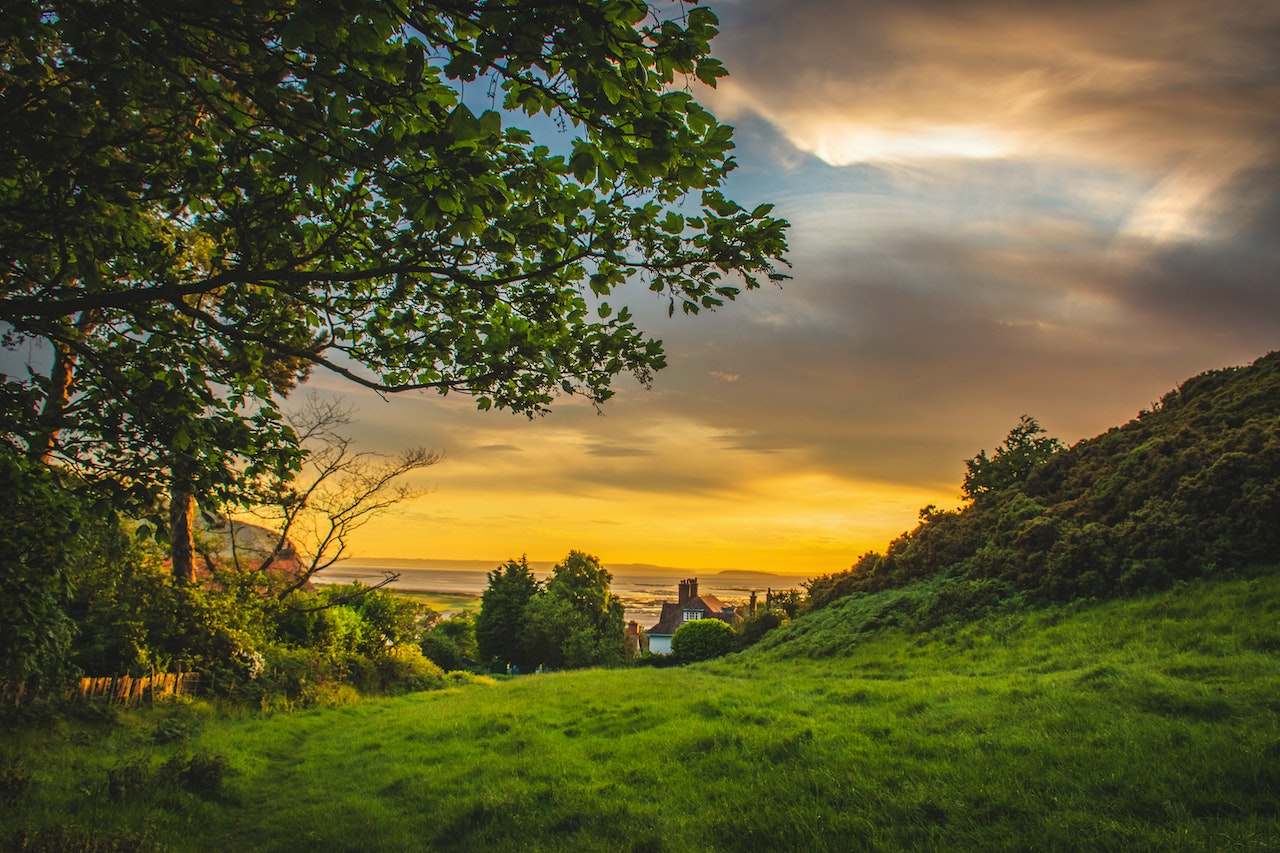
[804,351,1280,618]
[0,459,457,707]
[3,568,1277,851]
[477,552,627,672]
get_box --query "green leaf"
[687,7,719,29]
[570,147,596,185]
[478,109,502,137]
[446,104,482,142]
[694,58,727,88]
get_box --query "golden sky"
[301,0,1280,578]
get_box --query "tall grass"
[4,571,1278,851]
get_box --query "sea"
[314,558,813,627]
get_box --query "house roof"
[646,596,735,637]
[647,602,684,636]
[695,593,731,615]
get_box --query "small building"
[645,577,736,655]
[625,620,648,658]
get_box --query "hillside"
[4,570,1278,851]
[803,351,1280,614]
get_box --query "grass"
[390,589,481,613]
[4,570,1279,851]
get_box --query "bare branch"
[226,395,443,599]
[284,571,403,613]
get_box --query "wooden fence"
[76,672,201,706]
[2,672,201,707]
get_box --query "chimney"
[678,579,690,604]
[688,577,699,601]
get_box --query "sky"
[304,0,1280,577]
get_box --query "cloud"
[710,0,1280,244]
[583,442,654,458]
[715,3,1278,149]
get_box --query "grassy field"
[4,570,1279,852]
[390,588,481,614]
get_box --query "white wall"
[648,636,672,655]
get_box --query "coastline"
[315,559,813,627]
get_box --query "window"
[682,610,702,622]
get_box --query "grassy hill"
[5,568,1279,851]
[804,351,1280,613]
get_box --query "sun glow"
[795,122,1017,166]
[349,466,955,578]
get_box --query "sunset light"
[311,0,1279,581]
[6,2,1279,845]
[788,123,1017,166]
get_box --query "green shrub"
[0,448,83,696]
[671,619,735,662]
[375,645,446,693]
[736,609,789,649]
[421,611,477,671]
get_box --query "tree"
[962,415,1064,501]
[420,611,477,672]
[736,608,789,649]
[222,395,442,598]
[670,617,733,662]
[2,0,791,550]
[476,556,541,669]
[522,551,624,669]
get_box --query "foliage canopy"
[475,555,541,669]
[0,0,789,510]
[477,551,625,670]
[961,415,1063,501]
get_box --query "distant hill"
[805,351,1280,614]
[197,513,287,562]
[193,513,310,588]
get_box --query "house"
[645,577,737,655]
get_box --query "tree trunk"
[169,480,197,586]
[31,337,79,463]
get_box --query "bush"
[671,619,735,662]
[375,645,446,693]
[0,448,82,696]
[736,609,789,649]
[420,612,477,671]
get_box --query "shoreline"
[314,562,813,628]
